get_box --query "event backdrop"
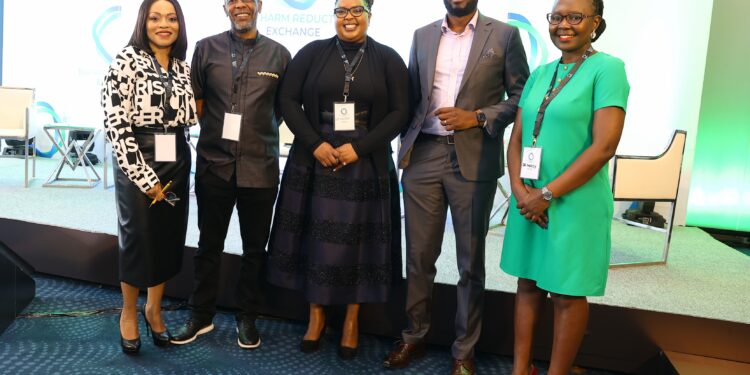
[687,0,750,232]
[2,0,719,227]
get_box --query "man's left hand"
[435,107,479,131]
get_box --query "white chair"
[0,87,37,187]
[611,130,687,267]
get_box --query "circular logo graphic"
[34,102,64,158]
[284,0,317,10]
[527,152,535,161]
[93,6,122,64]
[340,107,348,115]
[507,13,549,71]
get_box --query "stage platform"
[1,158,748,374]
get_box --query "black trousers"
[190,169,278,322]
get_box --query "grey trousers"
[400,139,496,360]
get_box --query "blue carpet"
[0,275,621,374]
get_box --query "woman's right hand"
[512,182,548,229]
[146,183,166,203]
[313,142,341,168]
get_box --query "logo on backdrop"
[507,13,548,71]
[93,6,122,64]
[284,0,318,10]
[34,102,63,158]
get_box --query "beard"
[443,0,479,17]
[231,18,256,35]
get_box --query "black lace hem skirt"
[267,124,401,305]
[114,129,191,288]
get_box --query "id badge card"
[520,146,542,180]
[222,112,242,141]
[154,133,177,162]
[334,102,355,131]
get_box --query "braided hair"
[591,0,606,42]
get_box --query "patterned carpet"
[0,275,622,375]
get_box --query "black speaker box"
[0,241,36,334]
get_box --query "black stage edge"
[0,240,36,334]
[1,217,749,374]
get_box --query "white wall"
[2,0,715,224]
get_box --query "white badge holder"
[155,133,177,162]
[520,146,542,180]
[334,102,356,131]
[222,112,242,141]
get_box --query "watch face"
[542,188,552,200]
[477,112,487,126]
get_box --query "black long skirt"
[114,128,191,288]
[267,122,402,305]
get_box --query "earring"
[591,31,597,39]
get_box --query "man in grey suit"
[384,1,528,373]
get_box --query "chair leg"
[24,138,29,188]
[662,202,676,264]
[32,140,36,177]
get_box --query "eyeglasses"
[334,6,369,18]
[163,191,180,207]
[546,13,596,25]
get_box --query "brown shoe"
[451,358,475,375]
[383,340,426,369]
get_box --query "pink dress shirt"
[421,11,479,136]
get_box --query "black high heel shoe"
[337,344,358,360]
[119,313,141,355]
[141,307,171,347]
[299,324,326,353]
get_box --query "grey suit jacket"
[398,13,529,182]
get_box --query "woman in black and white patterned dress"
[101,0,196,354]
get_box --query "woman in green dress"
[500,0,629,374]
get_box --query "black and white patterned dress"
[101,46,198,288]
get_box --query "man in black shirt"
[170,0,291,349]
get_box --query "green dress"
[500,52,630,296]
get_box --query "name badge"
[222,112,242,141]
[520,146,542,180]
[154,133,176,162]
[334,102,355,131]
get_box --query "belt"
[417,132,455,145]
[132,126,187,134]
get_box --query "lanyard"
[335,38,367,102]
[150,55,174,127]
[229,34,256,112]
[532,47,596,146]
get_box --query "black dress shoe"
[338,345,358,360]
[141,308,171,347]
[236,317,261,349]
[170,317,214,345]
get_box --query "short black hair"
[128,0,189,61]
[335,0,374,10]
[591,0,606,42]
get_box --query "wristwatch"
[475,110,487,127]
[541,186,554,201]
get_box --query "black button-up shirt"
[191,31,291,188]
